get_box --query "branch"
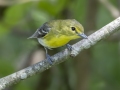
[0,17,120,90]
[99,0,119,18]
[0,0,40,6]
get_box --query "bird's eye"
[71,27,76,31]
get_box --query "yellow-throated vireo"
[28,19,88,64]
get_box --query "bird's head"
[62,19,88,39]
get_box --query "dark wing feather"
[28,23,51,39]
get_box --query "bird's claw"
[46,54,53,65]
[66,44,73,51]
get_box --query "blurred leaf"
[14,74,40,90]
[109,0,118,7]
[38,0,68,16]
[3,3,31,27]
[31,10,50,27]
[91,42,120,89]
[71,0,87,24]
[0,23,9,37]
[97,4,114,28]
[0,59,14,76]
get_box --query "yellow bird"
[29,19,87,64]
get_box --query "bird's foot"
[46,54,53,65]
[66,44,73,51]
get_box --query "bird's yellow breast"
[38,35,71,48]
[38,34,78,49]
[37,28,80,49]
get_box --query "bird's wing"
[28,23,51,39]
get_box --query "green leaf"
[38,0,67,16]
[3,3,31,27]
[0,23,9,37]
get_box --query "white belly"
[37,38,52,49]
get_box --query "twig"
[0,17,120,90]
[0,0,40,6]
[99,0,119,18]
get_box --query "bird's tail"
[27,31,38,39]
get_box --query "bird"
[28,19,88,64]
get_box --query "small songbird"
[28,19,88,64]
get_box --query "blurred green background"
[0,0,119,90]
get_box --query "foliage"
[0,0,119,90]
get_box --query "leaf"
[3,3,31,27]
[38,0,67,16]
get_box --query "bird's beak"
[78,33,88,39]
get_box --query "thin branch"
[0,0,40,6]
[99,0,119,18]
[87,30,120,41]
[0,17,120,90]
